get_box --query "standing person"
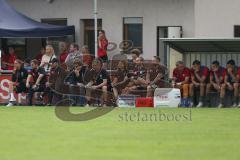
[7,59,28,106]
[98,30,108,69]
[26,59,47,106]
[146,56,166,97]
[206,61,226,107]
[219,60,239,108]
[59,42,68,64]
[2,47,17,70]
[82,45,94,67]
[35,47,45,62]
[172,61,191,107]
[40,45,56,72]
[189,60,209,108]
[65,43,82,71]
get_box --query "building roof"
[160,38,240,53]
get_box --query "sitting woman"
[7,59,28,106]
[40,45,56,72]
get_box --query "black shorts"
[99,55,108,63]
[15,83,27,93]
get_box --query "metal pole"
[94,0,98,58]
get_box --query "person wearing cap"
[45,58,65,105]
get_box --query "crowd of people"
[1,30,240,108]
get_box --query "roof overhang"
[160,38,240,53]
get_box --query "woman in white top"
[40,45,56,72]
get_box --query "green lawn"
[0,107,239,160]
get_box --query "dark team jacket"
[30,67,47,86]
[12,67,28,85]
[147,64,166,81]
[65,66,87,85]
[92,69,112,89]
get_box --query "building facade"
[2,0,240,62]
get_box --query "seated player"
[206,61,226,107]
[219,60,239,108]
[189,60,209,108]
[112,60,129,100]
[172,61,191,107]
[26,59,47,106]
[123,57,148,94]
[7,59,28,106]
[85,59,113,107]
[128,48,141,70]
[65,60,87,106]
[146,56,166,97]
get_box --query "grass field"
[0,107,239,160]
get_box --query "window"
[41,18,73,55]
[234,25,240,37]
[1,38,26,59]
[123,17,143,52]
[81,19,102,55]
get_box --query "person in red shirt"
[206,61,226,107]
[189,60,209,107]
[220,60,239,108]
[59,42,68,64]
[172,61,190,107]
[98,30,108,69]
[35,47,45,62]
[2,47,17,70]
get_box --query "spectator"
[98,30,108,69]
[45,58,65,105]
[24,58,32,73]
[7,59,28,106]
[219,60,239,108]
[40,45,56,72]
[65,60,87,106]
[2,47,17,70]
[146,57,166,97]
[26,59,47,106]
[85,59,112,107]
[35,47,45,62]
[123,57,148,94]
[112,60,129,100]
[128,48,141,70]
[189,60,209,108]
[59,42,68,64]
[82,45,94,67]
[65,43,82,71]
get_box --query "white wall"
[195,0,240,38]
[8,0,195,59]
